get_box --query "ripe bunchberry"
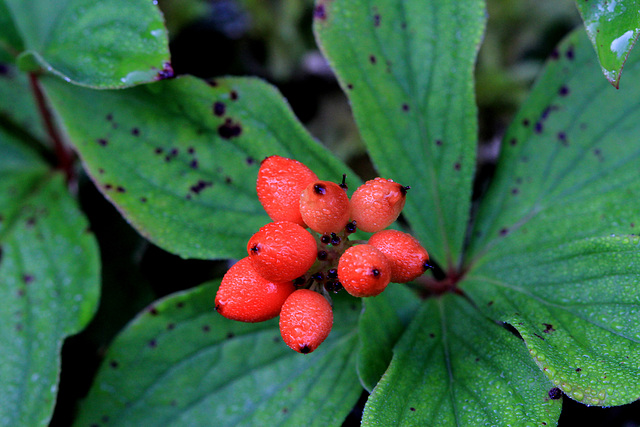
[215,257,295,322]
[368,229,431,283]
[350,178,409,232]
[299,180,351,234]
[337,244,391,297]
[247,221,317,282]
[256,155,318,227]
[279,289,333,354]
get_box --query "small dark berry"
[327,268,338,279]
[330,233,341,246]
[318,250,328,260]
[321,234,331,244]
[345,221,357,234]
[311,272,324,282]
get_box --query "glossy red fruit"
[248,221,317,282]
[337,244,391,297]
[368,230,430,283]
[215,257,295,322]
[279,289,333,354]
[299,180,351,234]
[257,155,318,227]
[349,178,408,233]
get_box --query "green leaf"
[42,75,357,260]
[3,0,170,88]
[465,30,640,406]
[314,0,487,268]
[74,282,362,427]
[0,130,100,426]
[0,63,48,143]
[362,294,561,426]
[357,284,420,392]
[0,0,23,62]
[575,0,640,88]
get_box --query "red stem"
[29,73,74,183]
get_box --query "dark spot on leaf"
[101,415,110,423]
[230,90,238,101]
[273,335,280,343]
[282,407,288,414]
[410,407,416,412]
[402,103,409,112]
[542,323,555,333]
[190,180,213,194]
[23,274,34,284]
[177,301,185,308]
[218,119,242,139]
[155,147,163,155]
[131,128,140,136]
[189,159,198,169]
[454,162,461,171]
[156,62,174,80]
[487,301,494,306]
[167,323,175,330]
[558,85,569,96]
[15,323,23,332]
[26,217,36,227]
[109,360,119,368]
[202,325,210,332]
[435,139,442,146]
[98,168,105,174]
[149,339,157,348]
[534,333,545,340]
[116,186,126,193]
[475,357,480,362]
[347,83,354,90]
[369,55,377,64]
[373,14,380,26]
[213,102,226,116]
[522,118,530,127]
[499,228,508,236]
[106,114,113,121]
[401,22,407,29]
[17,289,25,297]
[140,197,147,203]
[225,176,232,184]
[548,387,562,400]
[207,79,218,87]
[511,188,519,195]
[246,157,255,165]
[576,368,582,372]
[534,122,543,133]
[557,132,568,145]
[566,46,574,60]
[509,138,517,146]
[314,4,326,20]
[188,147,195,155]
[104,184,113,191]
[149,307,159,316]
[97,138,108,146]
[631,223,635,228]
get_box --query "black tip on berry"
[372,268,380,277]
[339,174,348,190]
[317,250,328,260]
[313,183,326,195]
[400,185,411,195]
[250,244,260,253]
[330,233,341,246]
[345,221,357,234]
[423,261,433,271]
[321,234,331,244]
[300,345,311,354]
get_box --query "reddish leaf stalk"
[29,73,75,183]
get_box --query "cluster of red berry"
[215,156,431,353]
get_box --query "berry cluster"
[215,156,432,353]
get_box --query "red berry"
[215,257,295,322]
[279,289,333,354]
[338,244,391,297]
[257,156,318,227]
[350,178,408,232]
[368,230,430,283]
[248,221,317,282]
[299,180,350,234]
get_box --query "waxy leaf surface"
[575,0,640,87]
[465,30,640,406]
[3,0,170,88]
[75,282,362,427]
[314,0,486,268]
[43,76,357,260]
[0,130,100,426]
